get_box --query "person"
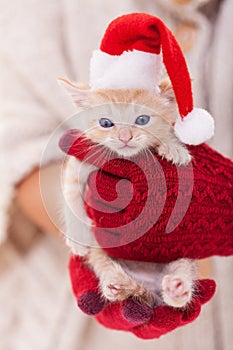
[0,0,232,247]
[0,0,233,240]
[0,1,232,348]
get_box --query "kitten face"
[85,102,173,157]
[59,79,179,157]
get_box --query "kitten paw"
[158,144,191,166]
[162,275,193,308]
[102,276,147,302]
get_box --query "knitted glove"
[69,255,216,340]
[59,129,233,263]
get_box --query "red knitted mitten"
[69,255,216,340]
[59,129,233,263]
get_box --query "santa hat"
[89,13,214,145]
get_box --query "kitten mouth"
[117,145,139,156]
[118,145,136,149]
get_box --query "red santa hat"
[89,13,214,145]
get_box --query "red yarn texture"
[100,13,193,116]
[59,129,233,263]
[69,255,216,339]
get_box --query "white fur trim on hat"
[174,108,215,145]
[90,49,162,92]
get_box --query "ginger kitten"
[59,78,197,308]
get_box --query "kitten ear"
[159,78,176,103]
[57,78,91,109]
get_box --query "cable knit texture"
[59,129,233,263]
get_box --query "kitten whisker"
[81,143,107,160]
[70,142,102,158]
[87,145,112,175]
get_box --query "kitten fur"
[60,78,197,308]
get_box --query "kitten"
[59,78,197,308]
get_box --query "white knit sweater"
[0,0,232,242]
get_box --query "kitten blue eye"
[135,115,150,125]
[99,118,114,128]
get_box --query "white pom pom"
[174,108,215,145]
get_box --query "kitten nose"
[119,128,133,145]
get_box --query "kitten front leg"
[157,139,191,166]
[87,248,149,303]
[63,158,148,303]
[161,259,198,308]
[63,157,96,256]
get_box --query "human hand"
[59,129,233,263]
[69,255,216,339]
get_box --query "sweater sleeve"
[0,1,76,241]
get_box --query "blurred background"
[0,0,232,349]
